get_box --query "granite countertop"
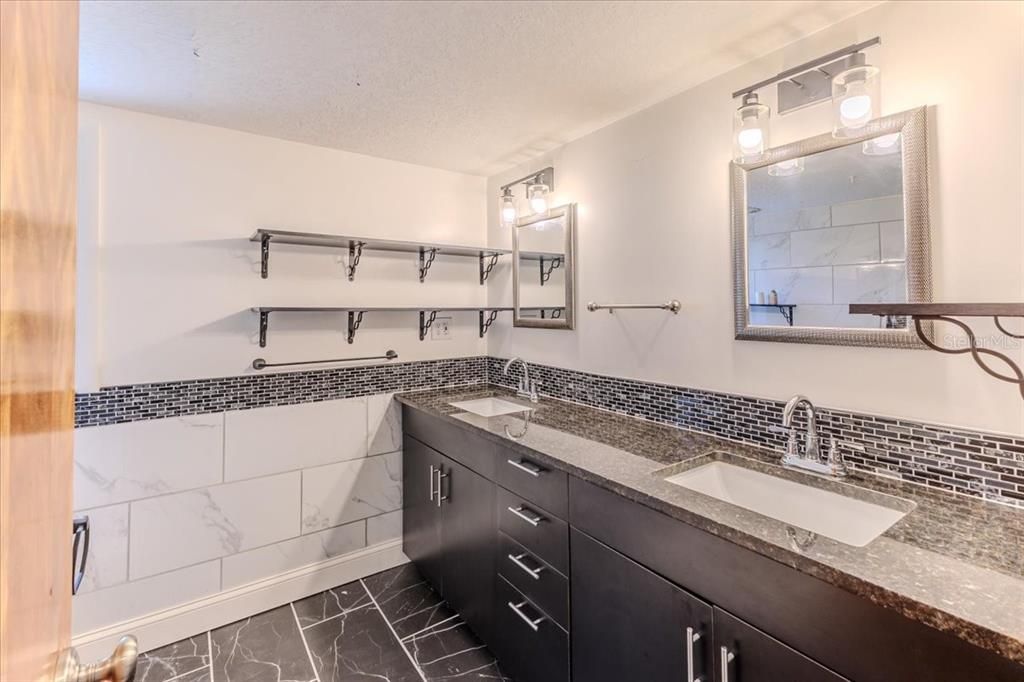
[397,385,1024,664]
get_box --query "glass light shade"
[862,132,901,156]
[500,190,517,226]
[527,182,549,214]
[733,94,770,163]
[832,63,881,137]
[768,157,804,177]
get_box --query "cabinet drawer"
[714,607,847,682]
[495,448,568,518]
[493,576,569,682]
[403,406,498,479]
[498,532,568,629]
[497,486,568,574]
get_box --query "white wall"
[487,1,1024,435]
[76,103,490,390]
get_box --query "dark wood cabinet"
[571,528,713,682]
[402,434,444,592]
[713,607,847,682]
[493,576,570,682]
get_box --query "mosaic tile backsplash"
[76,355,1024,507]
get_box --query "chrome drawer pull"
[508,552,545,579]
[507,458,543,477]
[686,627,703,682]
[508,600,546,632]
[436,469,449,508]
[720,646,735,682]
[507,505,544,527]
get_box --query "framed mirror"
[732,106,932,348]
[513,203,576,330]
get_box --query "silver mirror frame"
[731,106,932,348]
[512,203,577,330]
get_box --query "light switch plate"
[431,317,452,340]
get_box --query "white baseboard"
[72,540,408,663]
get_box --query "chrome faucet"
[503,356,539,403]
[777,395,848,477]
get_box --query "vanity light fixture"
[768,157,804,177]
[862,132,901,156]
[733,93,770,162]
[498,166,555,223]
[832,52,881,138]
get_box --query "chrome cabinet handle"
[508,552,545,579]
[508,600,546,632]
[507,458,543,477]
[720,646,735,682]
[436,469,449,508]
[71,515,90,595]
[428,464,436,501]
[685,627,703,682]
[507,505,544,526]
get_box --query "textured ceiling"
[79,1,878,175]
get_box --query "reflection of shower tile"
[750,205,830,235]
[793,304,881,329]
[831,195,903,226]
[833,263,907,303]
[747,233,790,269]
[790,223,880,267]
[880,220,906,261]
[753,267,833,305]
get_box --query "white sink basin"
[665,460,909,547]
[449,397,533,417]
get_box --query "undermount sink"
[664,458,912,547]
[449,397,533,417]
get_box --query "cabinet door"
[440,455,496,643]
[571,529,713,682]
[402,435,444,592]
[713,607,847,682]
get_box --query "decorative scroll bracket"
[346,241,364,281]
[419,247,438,283]
[914,315,1024,399]
[419,310,439,340]
[258,310,269,347]
[479,252,500,285]
[260,233,271,279]
[347,310,365,344]
[479,309,500,338]
[539,255,562,286]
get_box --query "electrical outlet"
[431,317,453,340]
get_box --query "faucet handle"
[825,439,853,477]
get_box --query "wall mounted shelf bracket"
[419,247,438,282]
[347,310,365,344]
[419,310,439,340]
[260,233,271,279]
[346,241,364,281]
[540,256,562,286]
[479,309,500,338]
[480,252,501,285]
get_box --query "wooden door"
[401,436,445,592]
[0,1,80,680]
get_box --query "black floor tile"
[136,635,210,682]
[302,603,422,682]
[406,619,511,681]
[362,563,456,640]
[209,604,316,682]
[293,579,374,628]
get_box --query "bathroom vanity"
[398,387,1024,682]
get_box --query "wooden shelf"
[251,305,565,345]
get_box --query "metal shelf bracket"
[479,309,500,337]
[480,252,500,285]
[346,241,364,281]
[260,233,271,279]
[914,315,1024,399]
[419,247,438,283]
[347,310,365,344]
[419,310,439,340]
[539,255,562,286]
[258,310,269,347]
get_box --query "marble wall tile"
[789,223,881,267]
[130,473,301,579]
[367,510,403,545]
[750,205,831,235]
[74,415,223,509]
[72,561,220,635]
[74,503,129,594]
[405,619,510,681]
[224,397,368,482]
[793,304,882,329]
[221,520,367,589]
[831,194,903,226]
[833,263,908,304]
[368,393,402,456]
[880,220,907,261]
[362,563,454,640]
[302,603,421,682]
[301,452,402,533]
[136,635,209,682]
[753,266,833,305]
[209,604,315,682]
[292,579,373,628]
[746,233,791,270]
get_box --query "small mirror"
[732,107,932,347]
[513,203,576,329]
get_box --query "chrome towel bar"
[252,350,397,370]
[587,300,681,314]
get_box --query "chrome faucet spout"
[503,357,539,403]
[778,394,844,476]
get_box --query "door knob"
[55,635,139,682]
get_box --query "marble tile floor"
[135,563,511,682]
